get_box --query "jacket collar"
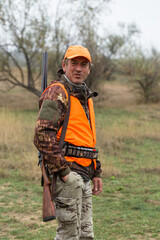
[56,68,98,100]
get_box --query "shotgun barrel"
[39,51,56,222]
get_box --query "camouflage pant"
[54,171,94,240]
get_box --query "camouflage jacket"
[34,69,102,180]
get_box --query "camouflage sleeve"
[92,159,102,178]
[34,84,70,177]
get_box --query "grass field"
[1,98,160,239]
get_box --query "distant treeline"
[0,0,160,102]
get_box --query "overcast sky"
[103,0,160,51]
[50,0,160,51]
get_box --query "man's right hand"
[92,177,103,195]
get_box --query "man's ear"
[62,60,66,72]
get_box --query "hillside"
[0,81,137,109]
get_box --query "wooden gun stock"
[39,52,56,222]
[42,159,56,222]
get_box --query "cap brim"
[67,54,91,62]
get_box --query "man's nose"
[75,64,82,71]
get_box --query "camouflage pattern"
[34,69,102,181]
[34,69,102,239]
[54,171,94,240]
[34,79,70,176]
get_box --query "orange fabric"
[57,95,97,169]
[42,82,97,169]
[64,45,92,62]
[42,83,68,100]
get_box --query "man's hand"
[61,174,69,182]
[92,177,103,195]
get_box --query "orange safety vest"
[43,82,97,169]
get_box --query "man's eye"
[81,63,87,67]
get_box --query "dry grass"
[100,119,160,144]
[1,77,160,181]
[0,79,137,109]
[0,84,38,110]
[96,81,137,107]
[0,68,53,110]
[96,104,160,177]
[1,79,160,239]
[1,103,160,181]
[0,108,41,181]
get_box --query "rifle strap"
[58,90,71,150]
[50,89,71,199]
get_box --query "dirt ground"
[96,81,137,108]
[0,83,39,110]
[0,81,137,109]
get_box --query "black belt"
[64,143,98,159]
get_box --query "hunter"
[34,45,103,240]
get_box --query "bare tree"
[48,0,71,79]
[86,23,140,90]
[119,48,160,102]
[60,2,139,90]
[0,0,141,97]
[0,0,51,97]
[47,0,113,87]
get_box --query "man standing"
[34,45,103,240]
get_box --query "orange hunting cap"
[64,45,92,62]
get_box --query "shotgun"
[38,51,56,222]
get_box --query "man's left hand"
[92,177,103,195]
